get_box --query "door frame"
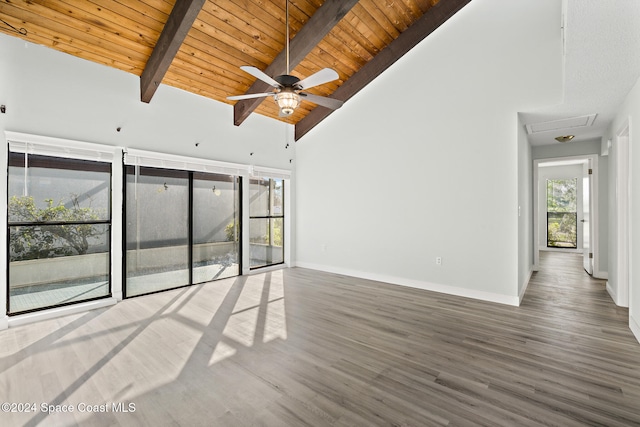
[533,154,600,276]
[612,122,630,307]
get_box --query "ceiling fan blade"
[300,93,344,110]
[297,68,339,90]
[240,66,282,88]
[227,93,273,101]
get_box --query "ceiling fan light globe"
[275,91,300,116]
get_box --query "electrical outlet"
[436,257,442,265]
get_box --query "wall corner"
[630,315,640,344]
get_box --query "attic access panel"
[525,114,597,135]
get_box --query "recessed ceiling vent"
[525,114,597,135]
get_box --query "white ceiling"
[520,0,640,146]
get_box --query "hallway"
[526,251,622,320]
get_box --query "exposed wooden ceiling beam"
[140,0,206,103]
[233,0,359,126]
[294,0,472,141]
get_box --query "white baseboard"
[0,315,8,330]
[539,247,582,254]
[606,281,618,304]
[605,281,629,307]
[631,315,640,345]
[593,270,608,280]
[519,268,533,305]
[295,262,520,306]
[7,298,117,328]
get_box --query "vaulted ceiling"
[0,0,469,140]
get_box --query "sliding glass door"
[125,166,240,297]
[125,166,189,296]
[7,152,111,314]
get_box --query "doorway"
[533,154,600,277]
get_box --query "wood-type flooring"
[0,251,639,426]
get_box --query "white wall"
[295,0,563,305]
[607,74,640,342]
[0,33,293,328]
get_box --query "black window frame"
[6,151,113,316]
[546,178,578,249]
[249,177,285,270]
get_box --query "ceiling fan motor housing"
[275,74,302,88]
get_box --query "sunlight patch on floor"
[209,340,238,365]
[264,298,287,342]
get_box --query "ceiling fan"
[227,0,344,117]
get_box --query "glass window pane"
[250,218,268,267]
[249,217,284,268]
[192,173,240,283]
[250,178,270,217]
[125,166,189,297]
[9,224,110,313]
[250,218,268,245]
[546,179,577,213]
[9,153,110,222]
[547,212,577,248]
[272,178,283,216]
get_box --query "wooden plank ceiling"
[0,0,470,140]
